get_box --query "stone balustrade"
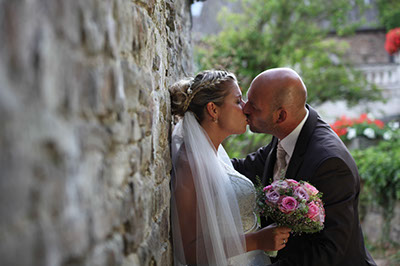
[358,64,400,88]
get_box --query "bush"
[352,133,400,212]
[223,129,271,159]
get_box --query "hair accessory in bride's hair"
[182,81,196,113]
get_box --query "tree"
[376,0,400,31]
[195,0,383,106]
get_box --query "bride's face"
[217,82,247,135]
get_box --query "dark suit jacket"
[232,105,376,266]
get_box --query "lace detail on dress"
[219,160,259,233]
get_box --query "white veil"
[171,112,247,265]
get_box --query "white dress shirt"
[273,109,309,179]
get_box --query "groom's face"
[243,83,276,134]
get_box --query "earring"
[213,118,218,123]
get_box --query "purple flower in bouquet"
[293,186,310,201]
[256,178,325,234]
[272,179,289,191]
[265,189,280,205]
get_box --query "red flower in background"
[374,120,384,129]
[330,115,353,136]
[385,28,400,55]
[330,113,385,137]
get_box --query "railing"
[358,64,400,88]
[355,58,400,98]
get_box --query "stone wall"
[361,203,400,246]
[0,1,193,265]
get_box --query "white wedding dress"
[219,158,272,266]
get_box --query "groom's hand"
[257,224,291,251]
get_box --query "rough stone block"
[0,0,193,265]
[131,6,150,53]
[86,234,124,266]
[390,202,400,245]
[140,136,153,173]
[361,206,384,244]
[131,113,142,142]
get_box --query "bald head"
[251,68,307,112]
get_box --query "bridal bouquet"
[256,179,325,234]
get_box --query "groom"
[232,68,376,265]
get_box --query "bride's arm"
[172,159,201,264]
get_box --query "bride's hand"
[246,224,291,252]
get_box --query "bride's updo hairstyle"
[169,70,237,122]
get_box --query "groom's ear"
[275,108,287,124]
[206,102,218,120]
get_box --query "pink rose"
[307,202,320,220]
[265,190,280,205]
[303,182,319,196]
[263,185,273,192]
[293,186,309,201]
[279,196,298,214]
[286,179,299,187]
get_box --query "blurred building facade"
[319,29,400,122]
[192,0,400,123]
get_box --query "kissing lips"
[246,117,251,125]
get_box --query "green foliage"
[348,126,400,249]
[223,129,271,158]
[376,0,400,31]
[195,0,383,105]
[352,133,400,210]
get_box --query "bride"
[169,70,290,265]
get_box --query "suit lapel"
[262,137,278,186]
[285,105,319,181]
